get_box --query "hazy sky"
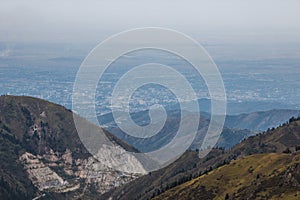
[1,0,300,43]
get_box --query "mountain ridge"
[0,95,146,199]
[105,117,300,199]
[154,152,300,200]
[1,95,299,199]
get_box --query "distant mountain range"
[225,109,300,131]
[196,98,300,115]
[99,108,300,152]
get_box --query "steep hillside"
[231,118,300,156]
[0,95,145,199]
[155,153,300,200]
[105,118,300,200]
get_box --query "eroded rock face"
[95,144,147,174]
[16,112,148,195]
[19,118,148,196]
[19,146,146,195]
[77,156,141,194]
[19,152,67,191]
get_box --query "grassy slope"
[155,153,300,200]
[105,119,300,199]
[231,120,300,156]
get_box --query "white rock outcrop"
[19,143,147,195]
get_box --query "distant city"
[1,42,299,121]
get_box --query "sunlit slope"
[105,118,300,200]
[155,153,300,200]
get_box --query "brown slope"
[154,153,300,200]
[104,118,300,200]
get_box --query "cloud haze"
[0,0,299,43]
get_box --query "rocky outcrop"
[76,156,141,194]
[18,116,147,195]
[18,119,147,195]
[19,152,67,191]
[282,163,300,187]
[19,146,146,195]
[95,144,146,174]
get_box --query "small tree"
[225,193,230,200]
[283,148,291,154]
